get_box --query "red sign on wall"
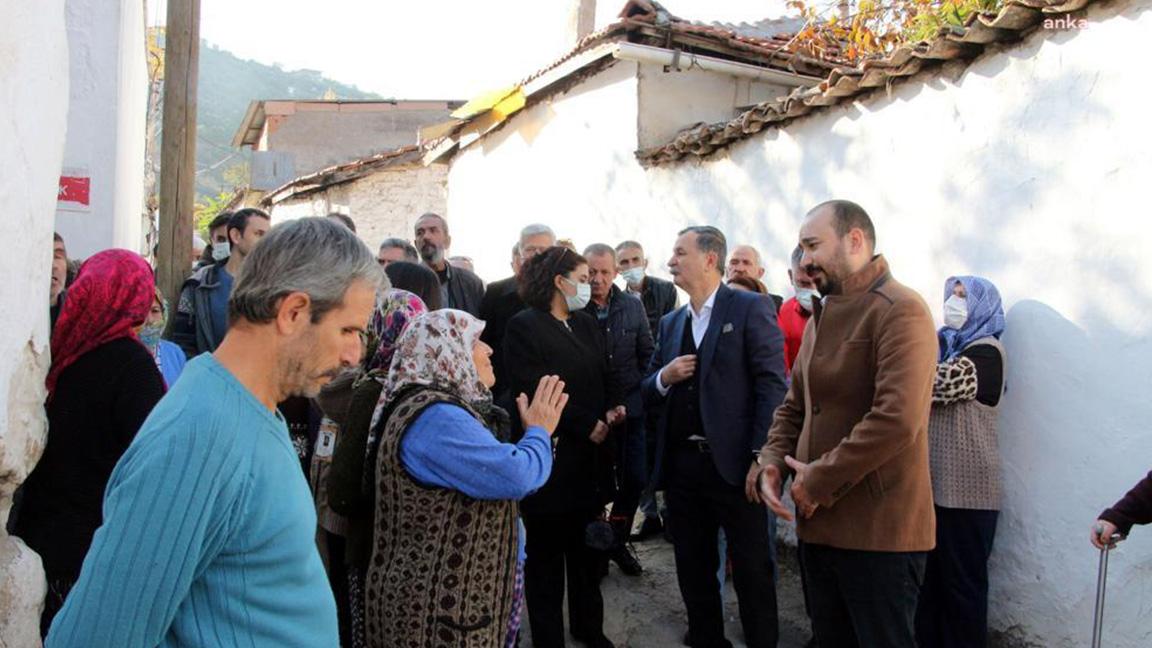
[58,168,91,212]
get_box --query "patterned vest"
[364,388,517,647]
[927,337,1006,510]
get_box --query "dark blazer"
[439,263,485,316]
[479,275,524,404]
[642,282,787,487]
[638,276,679,344]
[505,308,618,515]
[583,285,654,418]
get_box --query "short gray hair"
[583,243,616,259]
[679,225,727,269]
[615,240,643,255]
[790,244,804,268]
[230,217,384,325]
[734,244,762,266]
[379,237,419,262]
[519,223,556,250]
[416,212,448,234]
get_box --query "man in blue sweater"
[47,217,383,647]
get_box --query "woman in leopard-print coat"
[915,276,1007,648]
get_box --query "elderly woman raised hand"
[364,309,566,648]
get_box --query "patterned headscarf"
[938,275,1006,361]
[378,309,491,412]
[48,249,155,395]
[364,289,427,375]
[137,286,169,354]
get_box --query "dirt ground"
[521,537,813,648]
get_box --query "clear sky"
[150,0,794,99]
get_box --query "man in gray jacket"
[171,208,270,357]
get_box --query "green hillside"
[151,34,382,202]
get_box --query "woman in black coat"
[12,250,165,636]
[504,246,622,648]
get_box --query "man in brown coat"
[751,200,938,648]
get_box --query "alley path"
[521,539,812,648]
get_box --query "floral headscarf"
[377,309,490,413]
[938,275,1006,361]
[48,249,155,396]
[364,289,427,375]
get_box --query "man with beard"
[479,224,556,407]
[413,212,484,315]
[47,218,381,647]
[753,200,937,648]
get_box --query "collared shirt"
[656,283,719,395]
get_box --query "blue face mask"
[562,277,592,311]
[138,321,163,352]
[621,267,645,286]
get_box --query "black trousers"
[801,542,926,648]
[665,447,778,648]
[915,506,999,648]
[609,417,647,540]
[523,510,606,647]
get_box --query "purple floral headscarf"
[365,289,427,375]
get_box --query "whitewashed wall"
[653,3,1152,645]
[54,0,148,258]
[268,165,447,257]
[448,60,684,283]
[1,2,70,645]
[447,1,1152,644]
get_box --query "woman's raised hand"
[517,375,569,436]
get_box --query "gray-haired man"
[480,224,556,406]
[48,218,382,646]
[378,237,419,268]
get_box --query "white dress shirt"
[656,284,719,395]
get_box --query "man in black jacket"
[583,244,655,576]
[480,224,556,407]
[616,239,679,539]
[413,212,484,316]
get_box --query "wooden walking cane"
[1091,525,1122,648]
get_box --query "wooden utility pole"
[157,0,200,325]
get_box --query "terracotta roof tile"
[637,0,1105,166]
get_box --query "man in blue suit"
[643,226,788,648]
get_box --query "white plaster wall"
[637,62,793,149]
[54,0,148,258]
[448,60,685,283]
[637,2,1152,645]
[1,1,70,644]
[269,165,447,257]
[447,1,1152,643]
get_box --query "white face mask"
[211,241,230,262]
[562,277,592,311]
[621,267,645,287]
[795,287,818,312]
[943,295,968,330]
